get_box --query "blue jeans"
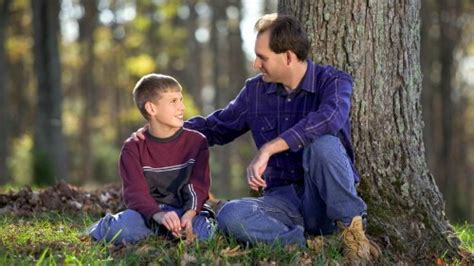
[217,135,367,246]
[88,205,216,245]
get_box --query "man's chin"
[261,74,272,82]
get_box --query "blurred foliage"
[2,0,266,197]
[7,135,33,186]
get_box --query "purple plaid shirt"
[185,60,360,188]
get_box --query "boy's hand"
[181,209,197,234]
[130,124,149,141]
[153,211,181,236]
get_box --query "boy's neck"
[148,122,181,139]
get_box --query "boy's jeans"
[88,204,216,245]
[217,135,367,246]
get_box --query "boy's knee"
[89,209,149,244]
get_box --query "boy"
[88,73,215,244]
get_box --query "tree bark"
[78,0,98,183]
[31,0,67,185]
[0,0,12,184]
[279,0,462,261]
[210,0,233,197]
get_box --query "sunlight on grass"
[0,211,340,264]
[0,210,472,264]
[455,223,474,253]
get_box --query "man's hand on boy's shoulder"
[129,124,149,142]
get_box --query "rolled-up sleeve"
[280,76,352,151]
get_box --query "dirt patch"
[0,181,125,216]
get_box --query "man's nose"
[253,58,261,69]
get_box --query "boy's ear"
[144,101,156,116]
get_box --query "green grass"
[0,211,472,264]
[0,212,338,265]
[454,223,474,253]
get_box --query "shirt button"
[261,127,265,130]
[298,145,302,148]
[290,170,295,174]
[287,98,292,102]
[284,117,289,121]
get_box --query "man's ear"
[285,50,294,66]
[144,102,156,116]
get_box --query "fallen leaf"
[180,253,196,265]
[220,246,249,257]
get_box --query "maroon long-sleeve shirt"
[119,128,211,223]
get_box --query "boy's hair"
[254,13,309,61]
[132,73,182,119]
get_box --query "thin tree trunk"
[31,0,67,185]
[183,0,204,110]
[420,0,438,182]
[279,0,462,261]
[78,0,98,183]
[0,0,12,184]
[437,0,463,222]
[210,0,232,197]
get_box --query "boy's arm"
[120,144,161,223]
[182,139,211,212]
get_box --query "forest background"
[0,0,473,226]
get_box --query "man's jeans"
[217,135,367,246]
[88,205,216,245]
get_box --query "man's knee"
[217,200,253,232]
[305,134,342,163]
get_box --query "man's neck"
[283,60,308,92]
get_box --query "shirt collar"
[297,59,317,93]
[263,59,318,95]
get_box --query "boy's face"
[148,90,185,132]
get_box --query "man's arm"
[280,75,353,152]
[131,86,250,144]
[246,137,289,191]
[184,85,250,146]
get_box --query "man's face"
[253,31,287,83]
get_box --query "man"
[135,13,373,262]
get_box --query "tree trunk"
[279,0,462,261]
[420,0,438,181]
[183,0,204,110]
[31,0,67,185]
[210,0,233,197]
[78,0,98,183]
[0,0,12,184]
[436,0,465,223]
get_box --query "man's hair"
[132,73,182,119]
[254,13,309,61]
